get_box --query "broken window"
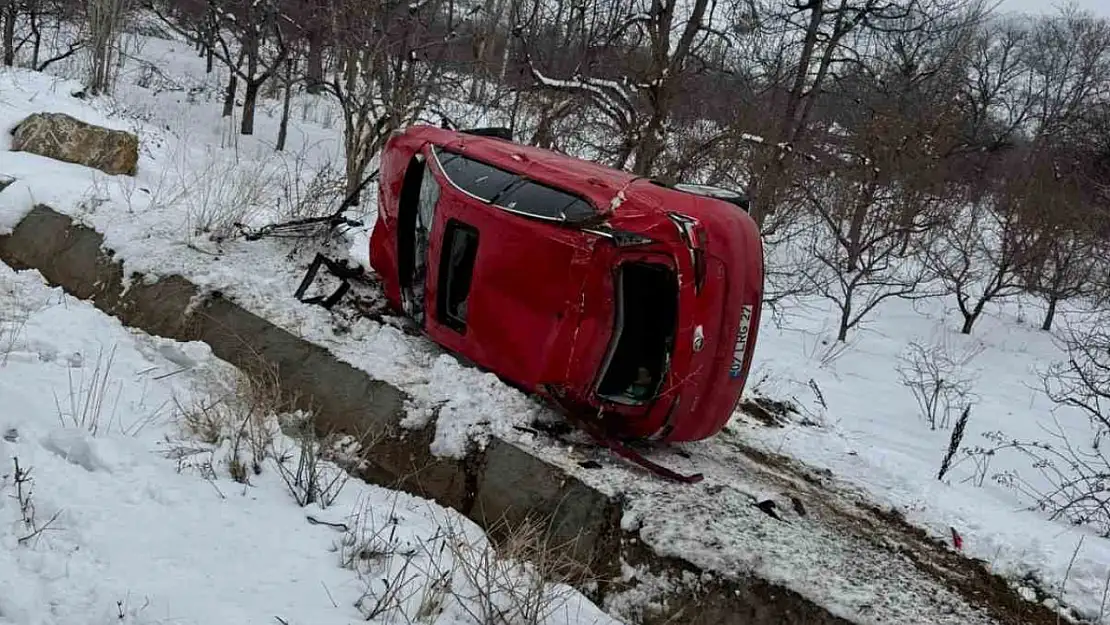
[596,262,679,404]
[397,155,438,324]
[436,219,479,333]
[431,146,597,223]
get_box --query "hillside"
[1,3,1109,624]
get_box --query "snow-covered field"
[0,18,1109,625]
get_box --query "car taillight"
[666,212,706,294]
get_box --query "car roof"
[402,124,751,232]
[407,125,640,208]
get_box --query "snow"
[0,18,1108,625]
[743,294,1110,620]
[0,263,618,625]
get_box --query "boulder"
[9,112,138,176]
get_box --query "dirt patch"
[720,433,1081,625]
[856,503,1081,625]
[605,536,857,625]
[737,396,796,427]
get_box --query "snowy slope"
[0,22,1107,624]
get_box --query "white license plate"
[729,305,753,378]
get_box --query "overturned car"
[369,125,764,459]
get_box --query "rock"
[9,112,138,176]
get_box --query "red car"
[369,125,764,455]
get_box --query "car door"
[420,144,591,390]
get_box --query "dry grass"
[136,140,345,246]
[0,301,29,366]
[271,411,351,508]
[338,495,593,625]
[168,360,287,484]
[272,141,346,222]
[52,343,124,436]
[170,148,277,242]
[166,355,357,508]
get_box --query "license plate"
[729,305,753,378]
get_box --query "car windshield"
[432,146,597,224]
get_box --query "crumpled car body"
[369,125,764,443]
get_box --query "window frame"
[435,218,480,334]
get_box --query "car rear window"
[496,180,595,221]
[432,146,596,223]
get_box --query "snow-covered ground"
[0,20,1108,624]
[745,295,1110,615]
[0,263,619,625]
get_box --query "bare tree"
[1028,316,1110,535]
[953,15,1036,156]
[742,0,984,227]
[327,0,454,198]
[84,0,134,95]
[1045,315,1110,447]
[800,160,940,341]
[1024,6,1110,146]
[925,183,1036,336]
[467,0,512,101]
[796,4,970,342]
[897,337,981,430]
[1,0,16,65]
[524,0,733,176]
[154,0,292,135]
[0,0,75,69]
[1018,154,1106,331]
[948,6,1110,331]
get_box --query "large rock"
[9,112,138,176]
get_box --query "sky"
[996,0,1110,18]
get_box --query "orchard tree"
[326,0,455,198]
[523,0,733,176]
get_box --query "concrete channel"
[0,204,853,625]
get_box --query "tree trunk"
[203,10,215,73]
[3,3,16,67]
[960,311,979,335]
[30,8,41,68]
[1042,295,1058,332]
[958,290,992,335]
[241,79,260,135]
[276,61,293,151]
[306,35,325,94]
[222,73,238,117]
[837,294,853,342]
[746,156,787,229]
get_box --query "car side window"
[436,219,479,333]
[432,146,596,223]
